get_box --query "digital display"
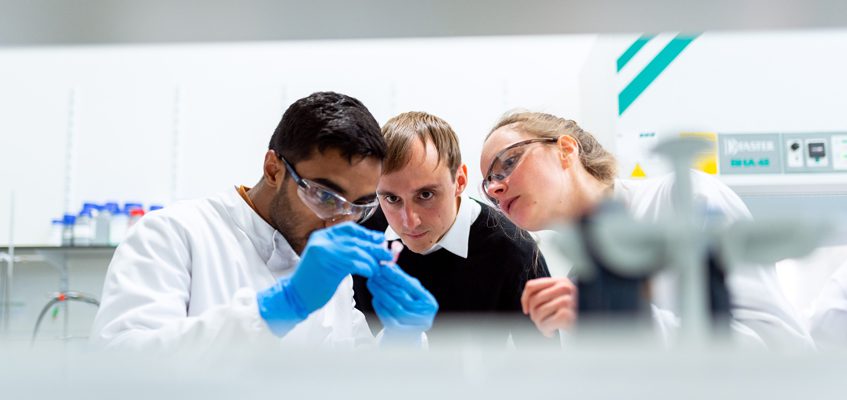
[808,142,826,158]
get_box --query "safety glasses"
[278,153,379,223]
[482,137,559,205]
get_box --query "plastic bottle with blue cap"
[50,218,64,246]
[94,202,118,246]
[74,204,98,246]
[61,214,76,246]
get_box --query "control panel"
[719,132,847,174]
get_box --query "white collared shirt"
[385,194,482,258]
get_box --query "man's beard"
[268,183,310,254]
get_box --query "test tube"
[390,241,403,263]
[381,241,404,265]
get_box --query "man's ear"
[557,135,579,169]
[455,164,468,195]
[263,150,285,188]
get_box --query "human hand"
[257,222,391,335]
[368,263,438,342]
[521,277,577,338]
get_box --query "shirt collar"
[385,194,481,258]
[224,186,299,275]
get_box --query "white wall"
[0,35,597,245]
[613,30,847,134]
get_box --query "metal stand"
[37,250,72,339]
[1,192,14,335]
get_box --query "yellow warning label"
[630,163,647,178]
[680,132,718,174]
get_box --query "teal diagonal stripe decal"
[617,34,654,72]
[618,34,699,116]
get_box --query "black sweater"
[355,199,552,346]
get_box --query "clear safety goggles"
[278,153,378,223]
[482,137,559,206]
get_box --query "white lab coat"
[809,262,847,348]
[90,187,373,353]
[614,171,814,349]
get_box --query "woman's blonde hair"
[488,111,617,185]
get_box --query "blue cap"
[103,202,120,214]
[62,214,76,225]
[149,205,164,212]
[124,202,143,212]
[82,202,100,211]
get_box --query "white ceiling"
[1,0,847,46]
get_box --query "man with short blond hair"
[355,111,552,346]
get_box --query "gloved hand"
[367,263,439,345]
[257,222,392,336]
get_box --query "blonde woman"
[479,111,813,349]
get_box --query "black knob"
[790,142,800,151]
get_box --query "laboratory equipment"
[381,240,404,266]
[49,219,63,246]
[391,241,403,263]
[109,205,129,245]
[93,203,113,245]
[31,290,99,344]
[73,204,97,246]
[127,208,145,228]
[554,137,831,344]
[61,214,75,246]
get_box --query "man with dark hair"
[355,111,553,347]
[92,92,437,351]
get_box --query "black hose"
[31,292,100,346]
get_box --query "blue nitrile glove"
[367,263,439,345]
[257,222,392,336]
